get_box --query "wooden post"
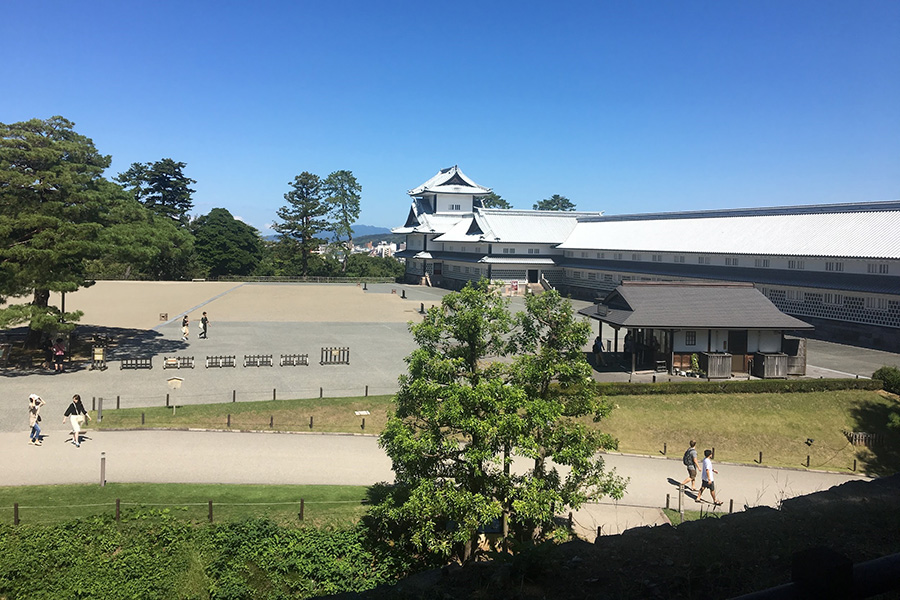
[712,447,716,459]
[100,452,106,487]
[232,390,236,403]
[729,499,734,514]
[663,442,667,455]
[116,395,120,410]
[361,418,365,430]
[678,485,683,523]
[141,412,145,425]
[853,459,857,471]
[666,493,670,510]
[299,499,304,521]
[14,503,19,525]
[319,387,323,398]
[166,393,170,407]
[759,451,763,464]
[807,455,810,468]
[227,414,231,427]
[116,498,120,522]
[208,500,213,523]
[365,385,368,397]
[269,415,273,428]
[273,388,276,400]
[98,397,103,423]
[92,396,96,411]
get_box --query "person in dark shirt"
[62,394,90,448]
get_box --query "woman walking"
[181,315,190,341]
[28,394,45,446]
[62,394,90,448]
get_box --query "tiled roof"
[580,282,813,330]
[560,208,900,260]
[408,165,491,196]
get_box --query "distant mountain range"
[263,224,392,242]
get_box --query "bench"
[244,354,273,367]
[164,356,195,369]
[205,355,236,368]
[656,360,667,373]
[90,346,108,371]
[280,353,309,367]
[320,347,350,365]
[121,357,153,370]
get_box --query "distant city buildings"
[394,166,900,352]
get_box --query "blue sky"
[3,1,898,232]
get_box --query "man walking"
[696,449,722,505]
[680,440,700,491]
[200,312,209,339]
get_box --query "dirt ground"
[39,281,435,330]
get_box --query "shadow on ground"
[849,394,900,477]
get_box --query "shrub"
[872,366,900,395]
[593,378,882,396]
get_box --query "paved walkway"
[0,428,867,540]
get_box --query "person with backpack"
[681,440,700,491]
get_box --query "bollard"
[309,416,313,429]
[365,385,368,397]
[299,498,305,521]
[100,452,106,487]
[14,503,19,526]
[98,398,103,423]
[116,395,120,410]
[596,525,602,539]
[729,499,733,514]
[166,393,170,408]
[92,397,96,411]
[420,302,425,313]
[116,498,120,522]
[677,485,683,521]
[361,417,365,430]
[363,282,367,291]
[232,390,236,403]
[759,451,763,464]
[402,289,406,299]
[208,500,213,523]
[227,414,231,427]
[141,412,145,425]
[853,459,857,472]
[273,388,276,400]
[666,493,670,510]
[269,415,273,428]
[663,442,667,455]
[712,447,716,460]
[319,387,323,398]
[807,455,810,468]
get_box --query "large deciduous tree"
[322,170,361,272]
[0,116,113,345]
[372,280,624,564]
[272,172,330,277]
[533,194,576,211]
[192,208,263,277]
[116,158,196,224]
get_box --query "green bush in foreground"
[594,378,881,396]
[872,366,900,396]
[0,511,400,600]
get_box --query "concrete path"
[0,428,866,540]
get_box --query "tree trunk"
[25,289,51,349]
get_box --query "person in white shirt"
[696,449,722,505]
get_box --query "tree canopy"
[480,192,512,209]
[272,172,330,277]
[0,117,116,343]
[533,194,576,211]
[116,158,196,224]
[192,208,264,278]
[372,281,625,564]
[323,170,362,271]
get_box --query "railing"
[120,357,152,370]
[280,354,309,367]
[163,356,195,369]
[205,355,236,368]
[243,354,274,367]
[320,347,350,365]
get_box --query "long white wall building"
[394,167,900,351]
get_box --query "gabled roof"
[391,197,469,235]
[433,208,603,244]
[580,282,814,330]
[408,165,492,197]
[559,203,900,260]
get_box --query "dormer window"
[449,204,461,211]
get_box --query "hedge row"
[593,378,883,396]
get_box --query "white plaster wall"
[435,194,473,213]
[757,330,782,353]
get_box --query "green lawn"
[0,483,369,527]
[93,389,899,475]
